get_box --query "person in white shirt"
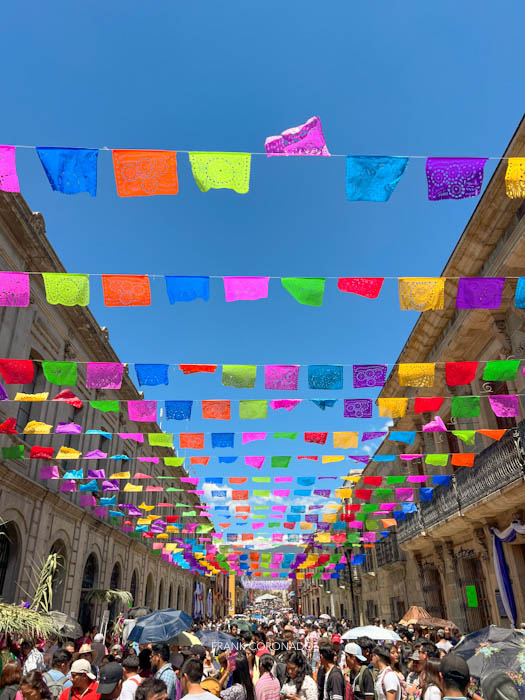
[21,642,45,675]
[372,646,401,700]
[435,631,453,655]
[120,655,142,700]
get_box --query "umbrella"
[319,614,331,620]
[170,631,200,646]
[127,609,192,644]
[127,606,153,619]
[197,629,237,649]
[48,611,83,639]
[414,616,459,631]
[399,606,431,626]
[453,625,525,696]
[230,619,252,633]
[342,625,401,642]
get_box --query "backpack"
[43,672,68,700]
[380,669,405,700]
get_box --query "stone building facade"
[0,191,221,628]
[356,117,525,632]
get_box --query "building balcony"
[398,422,525,545]
[375,532,406,567]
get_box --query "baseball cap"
[70,659,96,680]
[409,650,420,661]
[190,644,207,661]
[440,653,470,690]
[98,662,123,694]
[344,642,366,662]
[332,634,342,643]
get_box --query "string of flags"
[2,116,525,199]
[0,358,522,390]
[2,272,525,309]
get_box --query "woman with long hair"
[386,644,405,680]
[219,652,255,700]
[0,662,22,700]
[420,658,442,700]
[280,651,318,700]
[19,672,50,700]
[255,655,279,700]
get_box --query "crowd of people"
[0,616,506,700]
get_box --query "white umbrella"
[319,614,331,620]
[342,625,401,641]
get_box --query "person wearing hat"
[439,654,470,699]
[330,636,345,673]
[406,650,423,693]
[344,643,374,700]
[98,662,123,700]
[371,646,401,700]
[58,659,99,700]
[78,645,97,679]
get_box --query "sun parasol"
[398,606,431,625]
[127,609,192,644]
[342,625,401,641]
[453,625,525,695]
[170,631,201,646]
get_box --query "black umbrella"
[127,609,192,644]
[453,625,525,695]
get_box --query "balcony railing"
[376,533,406,567]
[398,423,525,544]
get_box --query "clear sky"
[3,1,525,545]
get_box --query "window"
[130,570,139,605]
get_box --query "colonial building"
[0,191,217,628]
[356,117,525,632]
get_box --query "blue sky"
[3,1,525,544]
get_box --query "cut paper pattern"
[353,364,387,389]
[42,273,90,306]
[362,432,386,442]
[308,365,343,390]
[281,277,325,306]
[53,390,82,408]
[179,364,217,375]
[86,363,124,389]
[344,399,373,418]
[483,360,520,381]
[102,275,151,307]
[345,156,408,201]
[135,364,169,387]
[414,397,444,413]
[245,456,265,469]
[445,362,479,386]
[165,276,210,304]
[456,277,505,309]
[451,396,480,418]
[0,272,29,307]
[398,278,445,311]
[222,365,257,389]
[0,146,19,192]
[180,432,204,450]
[113,150,178,196]
[337,277,384,299]
[304,432,328,445]
[426,158,487,200]
[189,152,251,194]
[389,431,415,444]
[148,433,174,447]
[165,400,193,421]
[505,158,525,198]
[423,415,446,432]
[451,453,475,467]
[377,398,408,418]
[15,392,48,402]
[272,456,291,469]
[202,400,231,420]
[37,147,98,196]
[478,429,506,441]
[264,365,299,391]
[489,395,520,417]
[0,360,34,385]
[398,363,435,387]
[24,421,52,434]
[42,362,78,386]
[242,432,266,444]
[223,277,269,302]
[127,400,157,422]
[90,400,119,413]
[265,116,330,157]
[333,432,358,448]
[451,430,476,445]
[239,401,267,419]
[311,399,338,411]
[515,278,525,308]
[211,433,234,448]
[270,400,301,411]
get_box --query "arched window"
[158,580,164,610]
[0,522,20,602]
[168,584,173,608]
[78,553,98,632]
[130,570,139,605]
[144,573,154,608]
[108,563,121,622]
[49,540,67,610]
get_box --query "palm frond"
[30,554,63,613]
[0,603,60,641]
[84,589,133,607]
